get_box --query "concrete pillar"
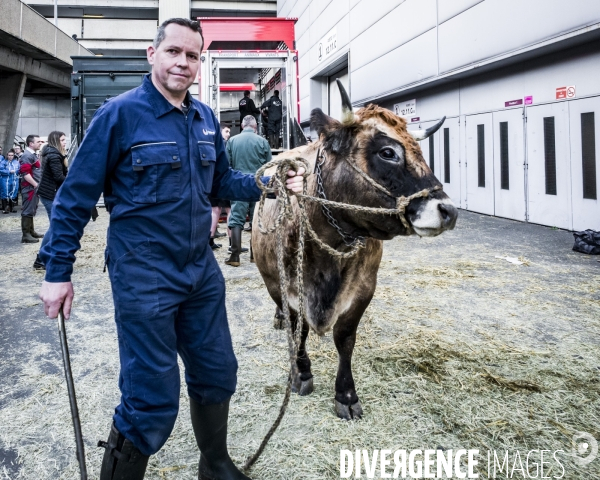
[0,72,27,151]
[159,0,191,25]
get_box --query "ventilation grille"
[500,122,509,190]
[543,117,557,196]
[581,112,597,200]
[443,128,450,183]
[477,124,485,188]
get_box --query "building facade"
[282,0,600,231]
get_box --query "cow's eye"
[379,147,397,161]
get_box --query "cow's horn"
[336,78,354,121]
[409,116,446,141]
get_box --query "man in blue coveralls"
[38,18,304,480]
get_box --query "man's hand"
[39,281,74,319]
[286,167,306,194]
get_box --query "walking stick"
[57,307,88,480]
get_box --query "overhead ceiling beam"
[0,44,70,89]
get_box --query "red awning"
[198,17,297,51]
[220,84,255,92]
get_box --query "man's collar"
[142,74,200,119]
[242,127,255,133]
[26,147,35,154]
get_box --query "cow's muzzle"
[408,198,458,237]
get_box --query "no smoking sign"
[556,85,576,99]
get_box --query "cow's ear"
[310,108,340,137]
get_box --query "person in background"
[238,90,260,127]
[209,126,232,250]
[261,89,283,149]
[4,150,20,213]
[19,135,43,243]
[33,131,68,270]
[13,145,23,161]
[0,147,7,214]
[12,145,23,207]
[225,115,271,267]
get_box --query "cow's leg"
[291,319,313,396]
[332,312,364,420]
[273,306,284,330]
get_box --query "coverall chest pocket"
[131,142,181,203]
[198,141,216,194]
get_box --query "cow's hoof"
[292,377,314,396]
[335,400,363,420]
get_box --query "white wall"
[17,98,71,142]
[282,0,600,121]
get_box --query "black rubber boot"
[21,217,39,243]
[33,254,45,270]
[249,238,254,263]
[8,199,15,213]
[2,199,8,214]
[98,423,149,480]
[209,237,221,250]
[190,397,251,480]
[30,217,44,238]
[225,227,242,266]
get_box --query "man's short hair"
[26,135,39,147]
[153,18,204,49]
[241,115,257,129]
[274,90,279,96]
[243,90,250,96]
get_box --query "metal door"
[569,96,600,231]
[438,117,461,207]
[411,118,439,178]
[465,113,494,215]
[526,102,572,229]
[492,109,526,221]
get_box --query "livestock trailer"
[197,17,306,150]
[70,56,151,149]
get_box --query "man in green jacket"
[225,115,271,266]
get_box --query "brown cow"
[252,81,458,419]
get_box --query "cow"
[252,81,458,420]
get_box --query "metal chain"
[315,151,366,247]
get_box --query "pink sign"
[525,96,533,105]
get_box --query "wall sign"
[393,99,416,118]
[524,96,533,105]
[505,99,523,107]
[556,86,576,99]
[317,28,337,63]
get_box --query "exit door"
[526,102,572,229]
[492,109,526,221]
[439,117,461,207]
[465,113,494,215]
[569,96,600,231]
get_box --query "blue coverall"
[40,74,266,456]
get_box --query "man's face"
[14,146,21,154]
[147,24,203,98]
[29,137,41,151]
[222,127,230,141]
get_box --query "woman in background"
[33,131,67,270]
